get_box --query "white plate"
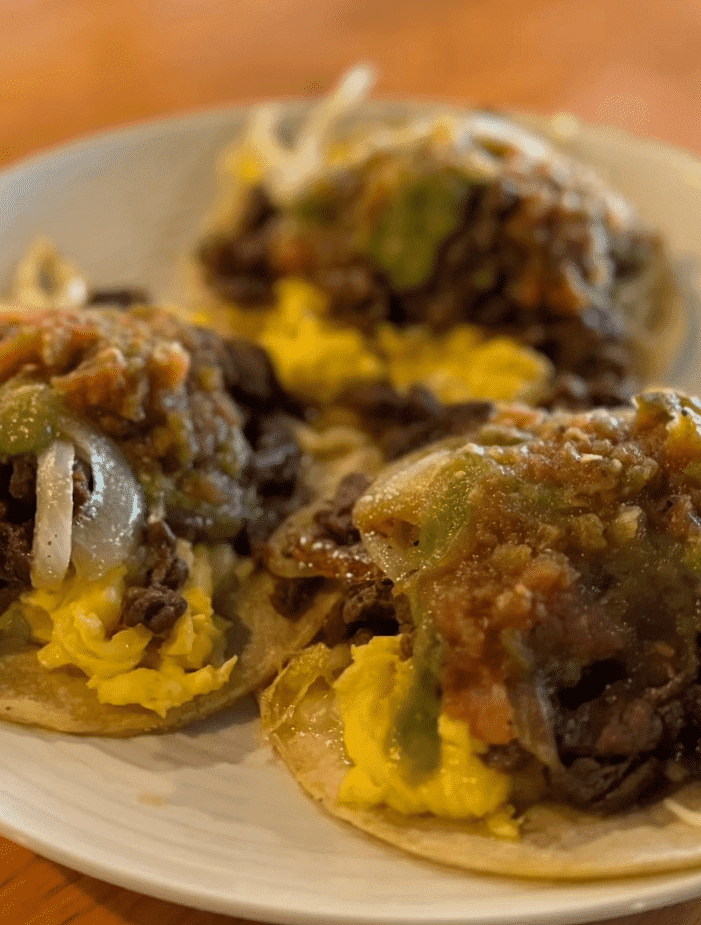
[3,104,701,925]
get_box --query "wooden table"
[3,1,701,923]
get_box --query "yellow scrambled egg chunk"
[17,545,236,717]
[378,324,550,403]
[203,277,550,405]
[334,635,514,830]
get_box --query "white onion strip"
[31,439,75,589]
[249,64,376,202]
[61,420,145,581]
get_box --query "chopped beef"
[337,382,494,460]
[0,459,42,612]
[320,579,410,648]
[268,473,414,648]
[245,416,303,498]
[548,756,663,813]
[6,454,90,521]
[120,585,188,636]
[223,337,304,419]
[312,260,396,335]
[238,416,309,558]
[0,521,33,614]
[128,521,188,591]
[538,371,633,411]
[314,473,372,544]
[118,520,189,636]
[264,471,380,583]
[264,470,412,648]
[340,578,397,628]
[307,472,370,552]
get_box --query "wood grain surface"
[3,1,701,923]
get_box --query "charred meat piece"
[336,382,494,460]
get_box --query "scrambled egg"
[378,324,550,404]
[334,636,515,833]
[15,544,236,717]
[193,278,551,405]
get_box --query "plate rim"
[6,727,701,925]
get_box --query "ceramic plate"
[2,103,701,925]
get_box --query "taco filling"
[260,391,701,876]
[0,303,337,733]
[197,69,670,410]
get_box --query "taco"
[260,390,701,878]
[195,67,674,412]
[0,302,359,735]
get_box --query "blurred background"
[2,0,701,167]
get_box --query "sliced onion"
[62,420,145,580]
[31,439,75,589]
[11,237,89,309]
[508,678,561,770]
[252,64,376,202]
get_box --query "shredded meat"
[547,756,663,813]
[266,473,413,648]
[198,186,279,306]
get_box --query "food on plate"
[196,67,671,410]
[0,302,352,734]
[261,390,701,877]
